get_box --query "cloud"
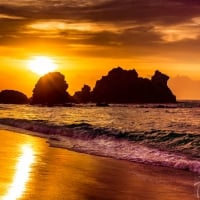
[153,17,200,42]
[26,20,124,33]
[1,0,200,60]
[1,0,200,23]
[0,14,25,19]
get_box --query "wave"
[0,118,200,174]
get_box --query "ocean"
[0,101,200,175]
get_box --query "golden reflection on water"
[2,144,35,200]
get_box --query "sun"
[27,56,57,75]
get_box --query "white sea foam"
[2,121,199,175]
[48,135,200,175]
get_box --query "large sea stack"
[91,67,176,103]
[31,72,71,105]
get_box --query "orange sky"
[1,0,200,99]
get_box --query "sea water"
[0,101,200,174]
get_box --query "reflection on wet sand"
[2,144,35,200]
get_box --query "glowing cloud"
[154,20,200,42]
[27,20,124,34]
[0,14,25,19]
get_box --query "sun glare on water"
[28,56,57,76]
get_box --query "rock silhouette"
[31,72,71,105]
[91,67,176,103]
[0,90,28,104]
[73,84,91,103]
[30,67,176,105]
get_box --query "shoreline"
[0,128,198,200]
[0,123,200,176]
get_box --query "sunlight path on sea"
[0,129,197,200]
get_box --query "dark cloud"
[1,0,200,59]
[0,0,200,22]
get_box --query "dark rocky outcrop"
[91,67,176,103]
[73,84,91,103]
[31,67,176,105]
[0,90,28,104]
[150,70,176,103]
[31,72,71,105]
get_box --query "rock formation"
[0,90,28,104]
[73,84,91,103]
[91,67,176,103]
[31,72,71,105]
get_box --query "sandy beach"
[0,129,198,200]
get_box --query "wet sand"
[0,129,198,200]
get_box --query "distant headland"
[0,67,176,105]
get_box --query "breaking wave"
[0,117,200,175]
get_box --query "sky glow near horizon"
[1,0,200,99]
